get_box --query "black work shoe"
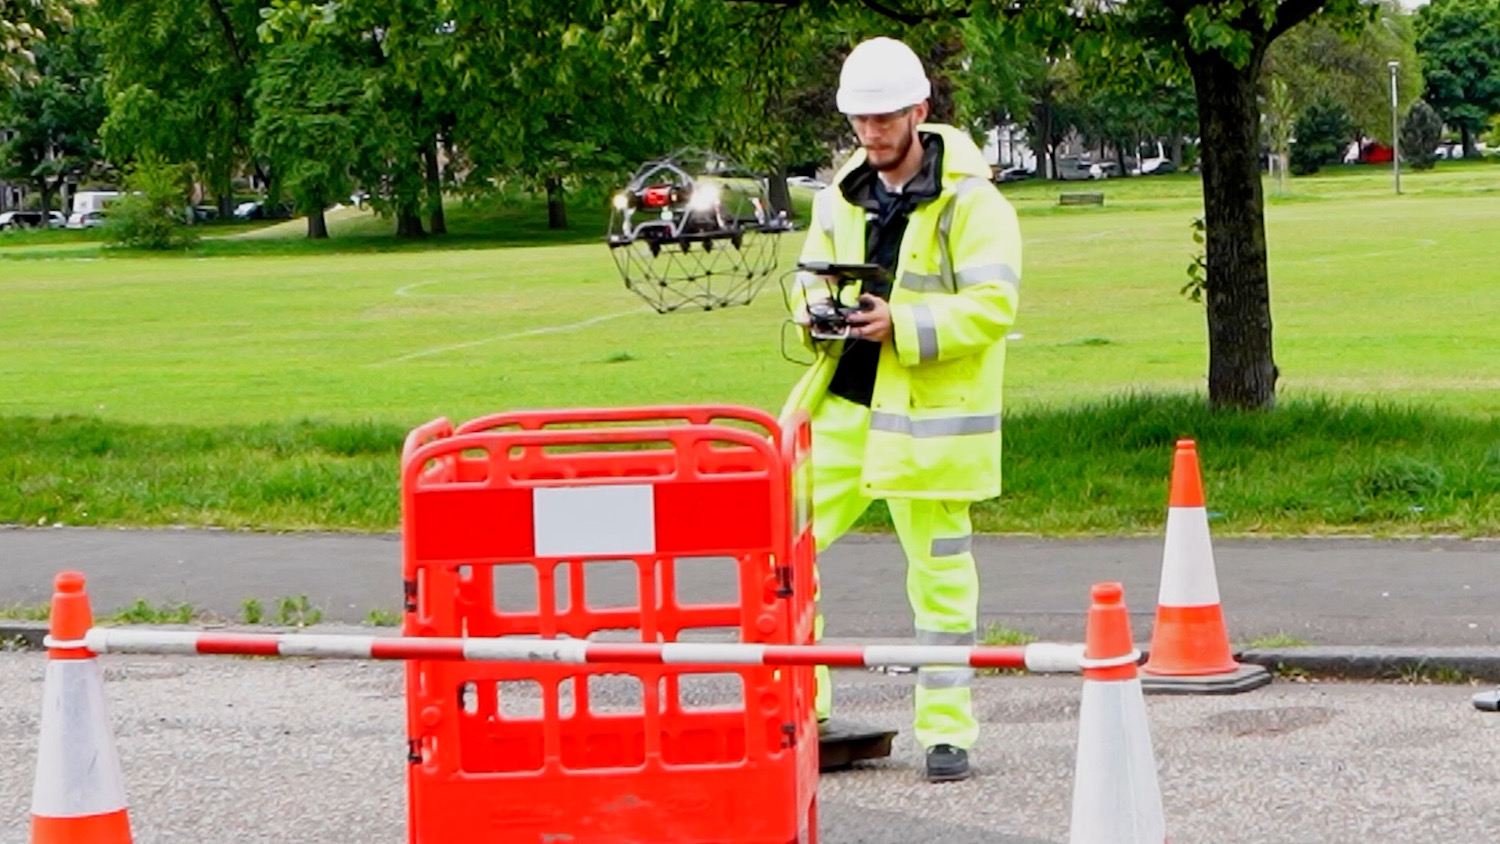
[924,744,971,782]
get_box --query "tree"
[1263,76,1294,192]
[1262,1,1422,145]
[1416,0,1500,158]
[251,40,385,238]
[97,0,266,218]
[0,7,107,221]
[257,0,453,238]
[442,1,732,230]
[1,0,75,85]
[1290,97,1354,174]
[1400,98,1443,169]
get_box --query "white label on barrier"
[533,484,656,557]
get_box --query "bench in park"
[1058,192,1105,207]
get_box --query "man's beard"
[867,130,914,172]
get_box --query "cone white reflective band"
[1025,642,1090,673]
[41,636,89,649]
[82,628,1084,671]
[1157,506,1222,606]
[1069,678,1166,843]
[1078,649,1143,670]
[533,484,655,557]
[31,660,129,818]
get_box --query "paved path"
[3,527,1498,647]
[3,652,1498,843]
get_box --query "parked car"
[1089,162,1122,179]
[67,209,108,229]
[233,200,294,221]
[0,210,66,230]
[786,176,827,191]
[994,166,1033,183]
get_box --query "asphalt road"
[3,527,1498,647]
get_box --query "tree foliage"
[103,153,197,250]
[1401,98,1443,169]
[0,5,106,218]
[1290,97,1355,175]
[1,0,75,85]
[97,0,265,216]
[250,39,385,238]
[1415,0,1500,156]
[1262,1,1421,144]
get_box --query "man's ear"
[913,100,931,124]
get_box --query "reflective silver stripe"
[930,535,972,557]
[912,304,938,363]
[916,629,975,647]
[918,667,975,688]
[937,177,993,293]
[868,412,1000,438]
[814,190,835,235]
[798,273,828,291]
[955,262,1020,289]
[899,272,947,293]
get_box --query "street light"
[1389,60,1401,195]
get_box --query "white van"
[67,191,120,228]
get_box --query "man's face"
[849,103,926,172]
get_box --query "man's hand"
[847,294,892,343]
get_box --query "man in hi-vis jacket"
[783,36,1023,783]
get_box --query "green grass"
[1,163,1497,537]
[3,394,1494,535]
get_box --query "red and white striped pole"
[83,628,1088,673]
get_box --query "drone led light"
[687,181,721,213]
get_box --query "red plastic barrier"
[401,406,817,844]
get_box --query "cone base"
[31,808,132,844]
[1140,663,1271,695]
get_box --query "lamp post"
[1389,60,1401,195]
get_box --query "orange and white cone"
[1068,582,1166,844]
[1140,439,1270,694]
[30,571,133,844]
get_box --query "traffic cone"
[1139,440,1270,694]
[1068,582,1166,844]
[30,571,133,844]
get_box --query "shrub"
[1401,100,1443,171]
[1290,99,1354,176]
[103,155,197,250]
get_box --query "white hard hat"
[836,37,931,116]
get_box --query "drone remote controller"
[798,262,886,340]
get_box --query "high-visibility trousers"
[810,394,980,750]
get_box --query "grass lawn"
[1,161,1496,536]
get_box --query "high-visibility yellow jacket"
[781,123,1022,501]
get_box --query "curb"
[6,621,1500,684]
[1238,646,1500,683]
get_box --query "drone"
[607,148,793,314]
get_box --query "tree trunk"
[307,208,328,239]
[396,203,425,238]
[217,191,233,221]
[424,137,446,236]
[1186,49,1278,410]
[40,182,55,227]
[1461,125,1476,159]
[767,168,792,220]
[546,177,567,230]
